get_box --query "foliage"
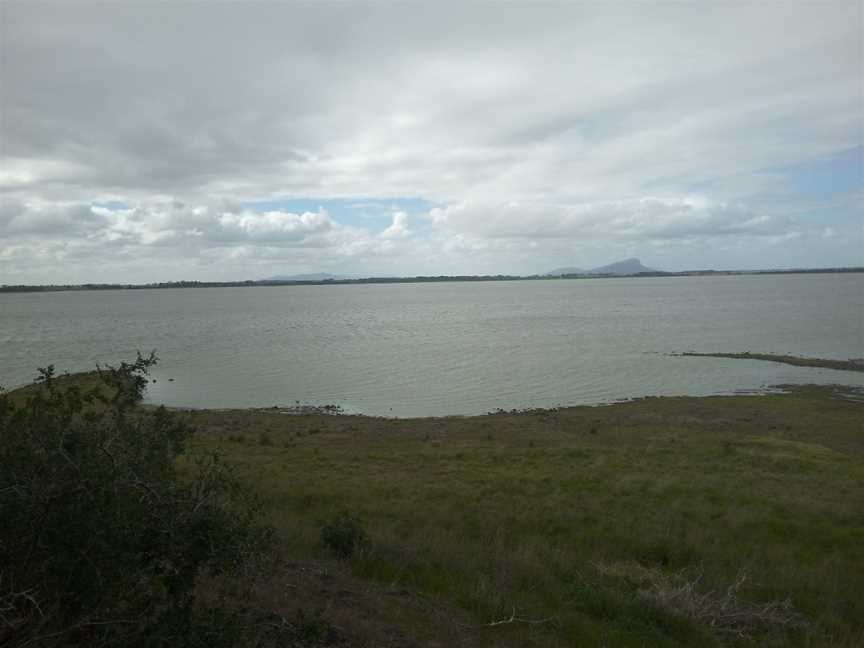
[320,512,368,559]
[0,354,274,647]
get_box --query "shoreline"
[674,351,864,373]
[140,375,863,420]
[13,366,864,419]
[140,382,864,423]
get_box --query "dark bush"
[0,354,274,647]
[320,511,368,559]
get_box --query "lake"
[1,274,862,416]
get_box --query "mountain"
[587,258,657,275]
[263,272,348,282]
[545,258,658,276]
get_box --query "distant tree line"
[1,267,861,293]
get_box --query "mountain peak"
[545,258,658,276]
[588,258,656,275]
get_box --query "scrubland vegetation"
[1,357,315,647]
[3,360,863,647]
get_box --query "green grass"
[180,385,864,647]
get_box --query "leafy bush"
[0,354,274,647]
[320,512,368,559]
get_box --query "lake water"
[1,274,862,416]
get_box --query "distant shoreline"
[674,352,864,373]
[2,266,862,294]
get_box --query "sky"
[1,2,862,284]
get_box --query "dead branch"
[484,605,555,627]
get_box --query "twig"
[484,605,554,627]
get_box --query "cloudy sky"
[1,2,861,283]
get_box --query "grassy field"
[174,384,864,647]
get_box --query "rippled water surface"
[2,274,862,416]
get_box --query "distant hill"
[587,258,657,275]
[545,258,658,276]
[263,272,348,282]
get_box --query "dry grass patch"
[594,561,810,640]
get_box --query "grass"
[675,352,864,372]
[174,384,864,647]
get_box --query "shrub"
[0,354,274,647]
[320,511,368,559]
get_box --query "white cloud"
[217,209,334,243]
[381,211,410,239]
[428,198,784,242]
[1,2,861,281]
